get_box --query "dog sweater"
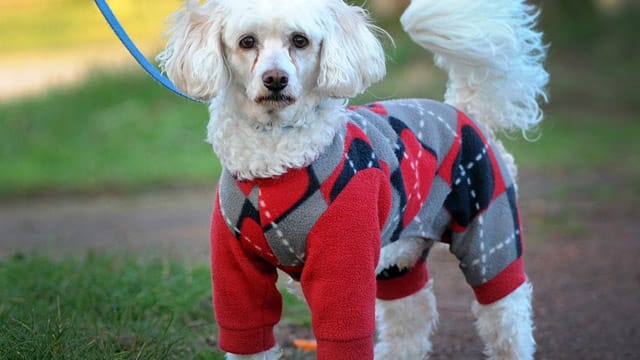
[210,99,526,358]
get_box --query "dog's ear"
[156,0,227,102]
[317,2,386,98]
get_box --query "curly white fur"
[376,237,432,275]
[401,0,549,136]
[158,0,546,358]
[473,281,535,360]
[375,279,438,360]
[206,95,347,180]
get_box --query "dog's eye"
[239,35,256,49]
[291,34,309,49]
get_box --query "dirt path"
[0,188,214,261]
[1,172,638,359]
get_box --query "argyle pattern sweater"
[210,99,526,358]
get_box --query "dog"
[157,0,548,359]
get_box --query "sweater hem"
[472,258,526,305]
[218,325,276,355]
[316,336,374,359]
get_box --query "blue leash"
[93,0,203,103]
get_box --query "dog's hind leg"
[375,278,438,360]
[472,281,535,360]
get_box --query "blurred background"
[0,1,638,358]
[0,0,637,197]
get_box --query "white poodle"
[157,0,548,359]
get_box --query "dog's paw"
[226,346,282,360]
[374,340,430,360]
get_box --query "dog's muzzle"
[263,70,289,92]
[257,70,296,108]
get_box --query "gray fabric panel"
[448,191,520,286]
[349,110,401,171]
[488,138,516,191]
[311,125,347,185]
[264,190,328,267]
[217,171,257,235]
[380,185,402,247]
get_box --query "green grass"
[0,253,312,359]
[507,111,640,173]
[506,110,640,202]
[0,253,222,359]
[0,70,219,197]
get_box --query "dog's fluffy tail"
[400,0,549,138]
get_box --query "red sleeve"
[301,169,390,360]
[210,190,282,355]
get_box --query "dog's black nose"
[262,70,289,92]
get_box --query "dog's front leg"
[374,279,438,360]
[226,346,282,360]
[472,281,535,360]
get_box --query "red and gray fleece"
[210,99,527,359]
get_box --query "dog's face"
[158,0,386,123]
[220,2,323,113]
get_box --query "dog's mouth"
[255,93,296,108]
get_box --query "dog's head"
[157,0,386,113]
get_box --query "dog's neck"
[206,94,347,180]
